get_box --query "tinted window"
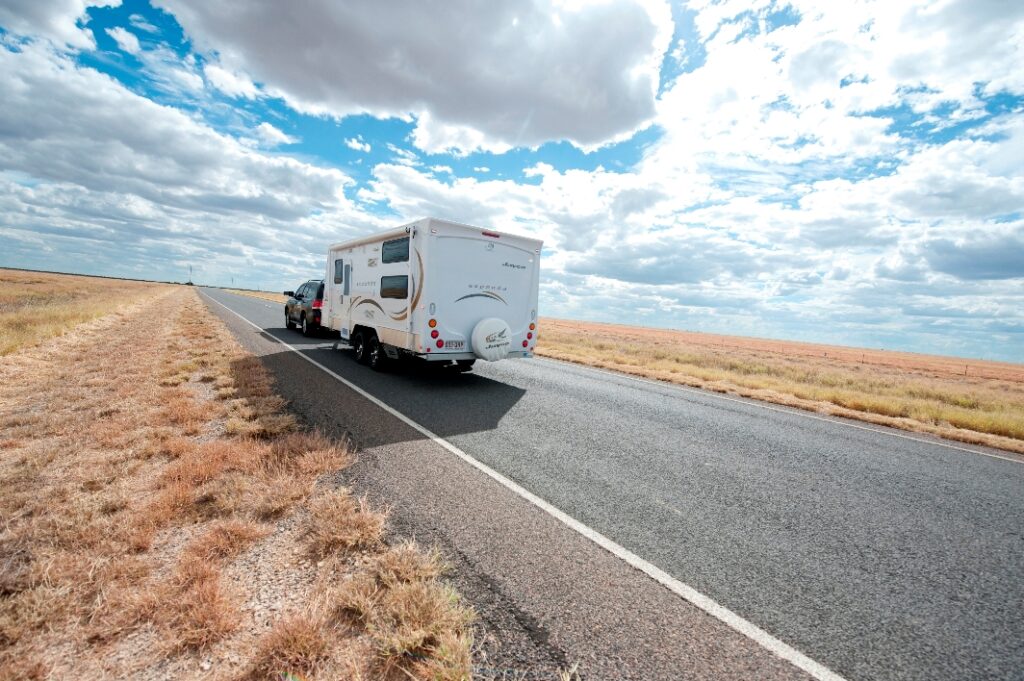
[296,283,309,299]
[380,275,408,299]
[382,237,409,264]
[334,258,343,284]
[316,283,324,299]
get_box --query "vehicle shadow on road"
[243,327,527,449]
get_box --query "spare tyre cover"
[471,317,513,361]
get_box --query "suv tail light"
[312,299,323,309]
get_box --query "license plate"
[445,340,465,350]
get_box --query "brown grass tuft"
[245,611,330,679]
[162,565,238,651]
[184,519,268,562]
[305,490,387,557]
[373,541,445,588]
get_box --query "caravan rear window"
[382,237,409,264]
[380,275,408,299]
[334,258,343,284]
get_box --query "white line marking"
[533,358,1023,465]
[201,289,849,681]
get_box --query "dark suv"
[283,279,324,336]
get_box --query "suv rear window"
[316,283,324,299]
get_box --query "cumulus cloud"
[0,0,120,49]
[0,42,362,285]
[922,229,1024,281]
[153,0,672,153]
[345,136,371,153]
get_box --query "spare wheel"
[470,318,513,362]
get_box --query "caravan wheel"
[368,336,387,371]
[352,331,368,364]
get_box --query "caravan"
[324,218,542,371]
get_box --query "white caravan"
[323,218,542,370]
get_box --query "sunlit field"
[0,268,167,355]
[536,318,1024,454]
[0,278,473,680]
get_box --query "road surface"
[201,288,1024,681]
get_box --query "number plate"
[444,340,465,350]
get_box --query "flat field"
[224,288,287,303]
[0,268,165,355]
[0,277,473,679]
[535,318,1024,454]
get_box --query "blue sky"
[0,0,1022,361]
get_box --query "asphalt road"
[201,288,1024,681]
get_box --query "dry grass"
[224,288,288,303]
[305,490,387,557]
[0,267,166,355]
[0,277,474,680]
[536,318,1024,454]
[245,610,331,679]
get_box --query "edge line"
[201,290,849,681]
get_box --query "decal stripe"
[455,292,508,305]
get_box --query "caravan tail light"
[436,339,444,348]
[482,230,501,238]
[428,319,437,328]
[529,323,536,331]
[430,330,439,339]
[522,340,528,347]
[527,332,533,339]
[312,299,323,309]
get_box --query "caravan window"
[382,237,409,264]
[380,275,408,299]
[333,258,343,284]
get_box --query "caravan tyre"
[352,332,368,364]
[368,336,387,371]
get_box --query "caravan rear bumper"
[415,350,533,362]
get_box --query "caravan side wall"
[324,229,417,351]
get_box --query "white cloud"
[153,0,672,154]
[473,166,490,173]
[0,0,120,49]
[0,42,363,287]
[203,62,258,98]
[105,26,140,55]
[128,13,158,33]
[344,136,371,153]
[254,122,298,147]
